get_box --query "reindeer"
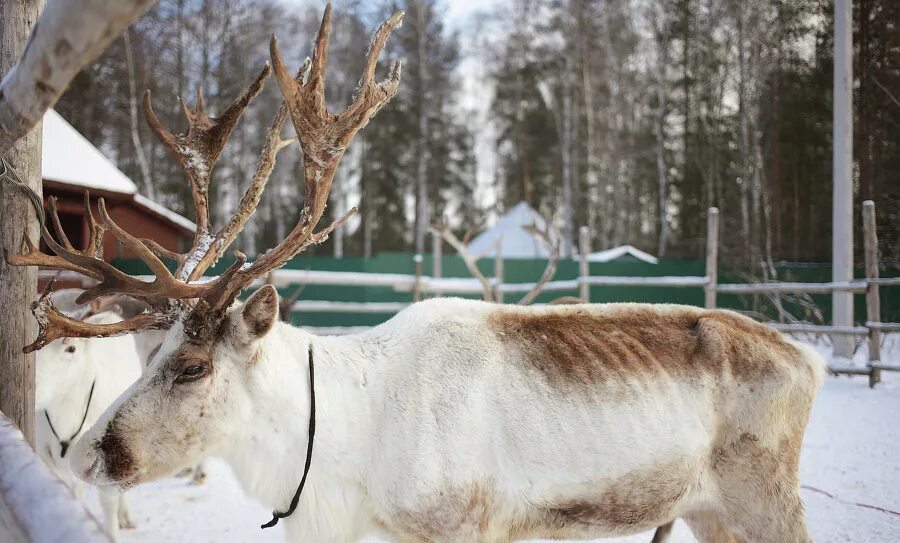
[6,5,824,542]
[35,305,142,541]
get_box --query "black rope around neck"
[45,379,96,459]
[261,344,316,529]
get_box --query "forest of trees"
[55,0,899,268]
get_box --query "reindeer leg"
[98,489,121,542]
[118,493,136,530]
[650,520,675,543]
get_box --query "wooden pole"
[832,0,854,359]
[431,228,442,298]
[862,200,881,387]
[579,226,590,301]
[494,237,504,303]
[412,254,423,303]
[704,207,719,309]
[0,0,46,448]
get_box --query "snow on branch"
[0,0,156,152]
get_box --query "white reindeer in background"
[7,5,824,542]
[35,309,142,541]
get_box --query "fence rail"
[0,413,106,542]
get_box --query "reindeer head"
[7,4,403,489]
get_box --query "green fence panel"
[110,254,899,329]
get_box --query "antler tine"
[96,199,173,280]
[429,223,495,302]
[142,62,271,248]
[25,288,171,353]
[47,197,75,252]
[357,10,405,93]
[82,191,106,258]
[517,222,561,305]
[186,100,293,281]
[344,11,405,130]
[141,237,184,264]
[195,6,403,312]
[5,228,98,278]
[307,3,332,113]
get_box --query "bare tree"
[123,28,155,198]
[0,0,157,151]
[650,2,672,258]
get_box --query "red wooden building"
[37,110,194,286]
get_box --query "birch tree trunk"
[413,1,430,255]
[560,52,574,258]
[0,0,155,152]
[123,29,155,199]
[0,0,46,447]
[736,6,753,265]
[652,6,671,258]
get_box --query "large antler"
[517,221,561,305]
[193,4,404,314]
[4,3,404,350]
[142,62,277,281]
[429,221,495,302]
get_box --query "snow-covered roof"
[41,109,137,194]
[466,202,553,259]
[586,245,658,264]
[134,194,196,232]
[41,110,195,233]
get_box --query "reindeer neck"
[217,321,381,517]
[44,357,97,430]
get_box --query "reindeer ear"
[241,285,279,339]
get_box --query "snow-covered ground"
[81,336,900,542]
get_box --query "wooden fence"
[41,202,898,386]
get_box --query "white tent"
[466,202,553,259]
[585,245,658,264]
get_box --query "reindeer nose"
[60,441,69,458]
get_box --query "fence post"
[579,226,590,302]
[862,200,881,387]
[413,254,423,303]
[704,207,719,309]
[431,228,442,298]
[494,237,504,303]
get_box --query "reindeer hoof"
[190,468,208,485]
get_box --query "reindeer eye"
[65,346,76,354]
[176,364,208,383]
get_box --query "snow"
[0,415,107,542]
[178,233,215,281]
[585,245,659,264]
[76,337,900,542]
[42,110,137,195]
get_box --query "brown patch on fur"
[98,414,137,482]
[550,296,587,305]
[545,458,693,532]
[387,483,494,541]
[487,305,801,390]
[166,342,214,375]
